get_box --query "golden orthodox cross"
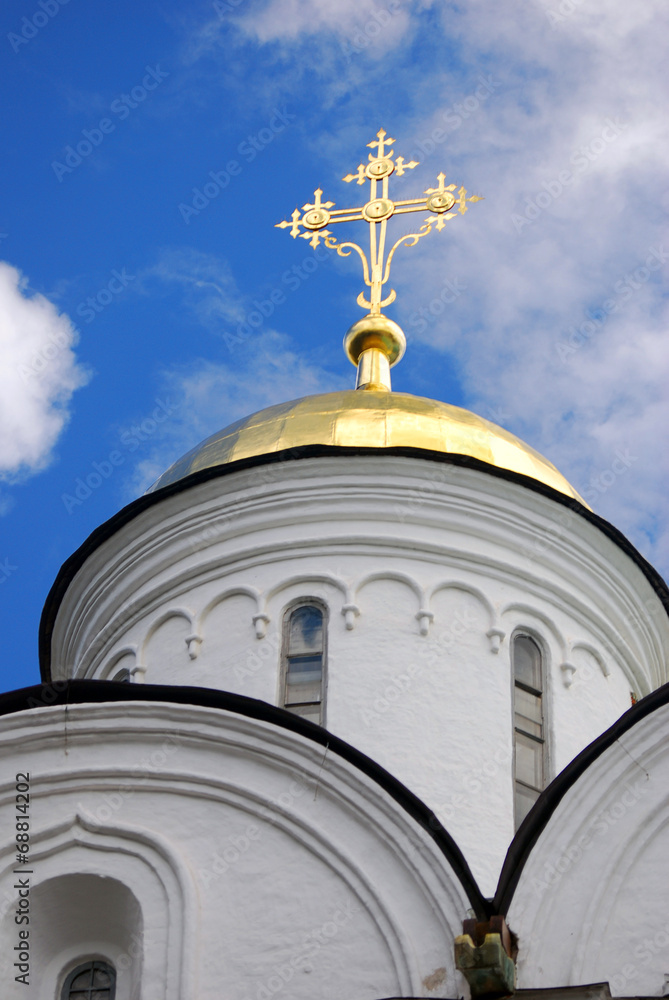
[276,128,482,317]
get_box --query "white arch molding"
[0,701,482,998]
[0,810,195,1000]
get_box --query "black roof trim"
[0,679,491,919]
[493,679,669,913]
[378,989,615,1000]
[39,444,669,681]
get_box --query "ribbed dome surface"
[149,391,585,504]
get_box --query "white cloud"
[183,0,420,81]
[123,330,347,499]
[127,247,347,498]
[234,0,414,46]
[177,1,669,576]
[0,262,90,480]
[140,246,246,334]
[385,13,668,572]
[0,490,15,517]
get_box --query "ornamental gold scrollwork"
[276,128,483,316]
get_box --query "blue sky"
[1,0,667,693]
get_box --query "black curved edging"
[39,444,669,682]
[0,679,492,920]
[493,678,669,913]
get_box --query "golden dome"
[149,390,586,504]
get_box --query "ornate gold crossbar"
[276,128,482,392]
[276,128,482,317]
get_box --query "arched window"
[111,668,131,683]
[281,603,326,724]
[61,960,116,999]
[513,634,545,829]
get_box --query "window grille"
[61,960,116,1000]
[513,634,545,828]
[281,603,325,724]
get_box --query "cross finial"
[367,128,395,159]
[276,128,483,390]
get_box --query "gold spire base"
[344,314,406,392]
[355,348,391,391]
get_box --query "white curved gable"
[45,456,669,894]
[0,698,482,1000]
[507,691,669,997]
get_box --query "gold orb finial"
[344,314,406,392]
[276,128,483,391]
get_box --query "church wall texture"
[45,456,669,895]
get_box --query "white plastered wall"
[0,702,476,1000]
[48,456,669,895]
[507,700,669,997]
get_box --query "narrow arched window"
[513,634,545,829]
[281,603,325,724]
[61,960,116,999]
